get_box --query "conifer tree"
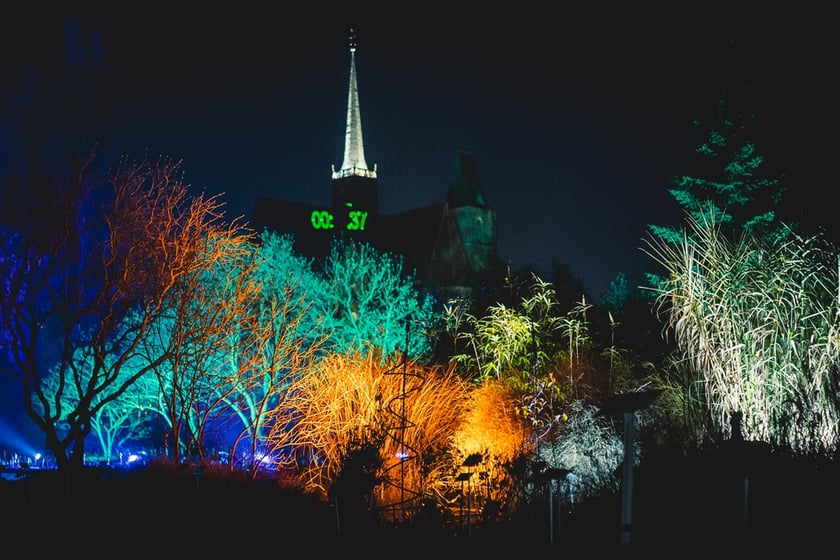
[603,98,788,358]
[648,98,789,246]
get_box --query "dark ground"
[1,449,837,557]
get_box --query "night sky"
[2,4,837,301]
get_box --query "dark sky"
[3,4,837,301]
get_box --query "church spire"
[332,28,376,180]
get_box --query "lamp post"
[457,453,482,536]
[543,467,570,544]
[601,389,662,547]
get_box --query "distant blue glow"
[0,417,40,458]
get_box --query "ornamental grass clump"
[645,214,840,456]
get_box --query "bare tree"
[38,328,156,464]
[225,230,329,477]
[0,150,249,471]
[311,237,435,361]
[141,232,294,466]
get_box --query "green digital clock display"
[310,209,368,231]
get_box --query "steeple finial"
[349,27,357,53]
[332,27,377,180]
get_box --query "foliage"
[637,354,713,459]
[310,237,436,361]
[601,270,659,314]
[443,269,659,521]
[455,301,534,381]
[452,271,649,404]
[536,399,625,504]
[451,380,527,459]
[601,271,632,315]
[603,99,790,324]
[1,155,446,472]
[451,272,563,387]
[648,98,788,247]
[645,213,840,455]
[446,379,530,521]
[558,296,593,377]
[264,350,469,517]
[329,437,385,532]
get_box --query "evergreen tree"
[603,98,787,359]
[648,98,789,246]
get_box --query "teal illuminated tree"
[94,369,159,462]
[140,232,277,465]
[225,230,329,475]
[250,230,328,352]
[310,237,435,361]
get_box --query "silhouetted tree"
[604,97,786,358]
[37,316,156,464]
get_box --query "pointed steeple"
[332,28,376,180]
[447,150,488,208]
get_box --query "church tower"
[251,28,500,298]
[331,29,378,221]
[446,150,497,276]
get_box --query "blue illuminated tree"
[0,151,253,471]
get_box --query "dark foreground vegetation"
[2,449,837,557]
